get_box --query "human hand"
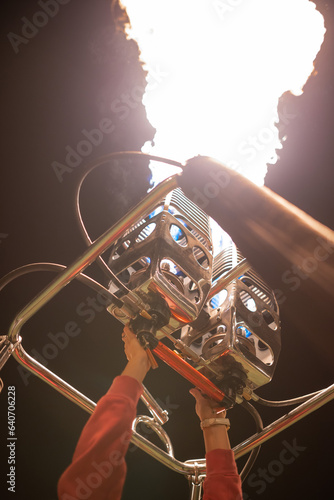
[122,326,148,363]
[189,388,226,422]
[190,388,231,452]
[121,326,151,383]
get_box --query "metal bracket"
[1,157,333,499]
[9,341,334,500]
[132,415,174,457]
[141,384,169,425]
[0,335,22,371]
[0,335,22,395]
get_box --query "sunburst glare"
[120,0,325,187]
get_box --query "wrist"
[200,418,230,431]
[122,354,150,383]
[201,419,231,452]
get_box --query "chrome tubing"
[207,258,250,301]
[12,341,195,475]
[13,344,97,414]
[11,343,334,478]
[7,175,179,344]
[190,481,203,500]
[132,415,174,456]
[141,384,169,425]
[130,431,195,475]
[189,383,334,470]
[0,335,21,371]
[233,384,334,460]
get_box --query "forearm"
[203,449,243,500]
[202,421,242,499]
[202,425,231,453]
[121,326,151,383]
[57,376,143,500]
[121,353,151,383]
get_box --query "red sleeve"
[203,449,243,500]
[57,375,143,500]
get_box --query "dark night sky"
[0,1,333,499]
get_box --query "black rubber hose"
[239,400,263,483]
[74,151,182,294]
[0,262,123,308]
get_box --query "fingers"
[121,325,131,338]
[189,388,227,417]
[189,388,203,401]
[189,388,210,403]
[121,326,136,343]
[121,326,134,361]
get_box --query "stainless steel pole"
[8,175,179,344]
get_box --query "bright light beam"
[120,0,325,187]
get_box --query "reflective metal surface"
[189,481,203,500]
[207,257,250,301]
[107,187,213,331]
[7,175,179,345]
[181,243,281,401]
[132,415,174,457]
[10,341,334,480]
[1,152,333,500]
[141,384,169,425]
[179,156,334,358]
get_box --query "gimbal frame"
[1,152,333,499]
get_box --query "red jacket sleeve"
[57,375,143,500]
[203,449,243,500]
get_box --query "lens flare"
[120,0,325,186]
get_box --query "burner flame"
[120,0,325,187]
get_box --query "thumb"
[189,388,202,400]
